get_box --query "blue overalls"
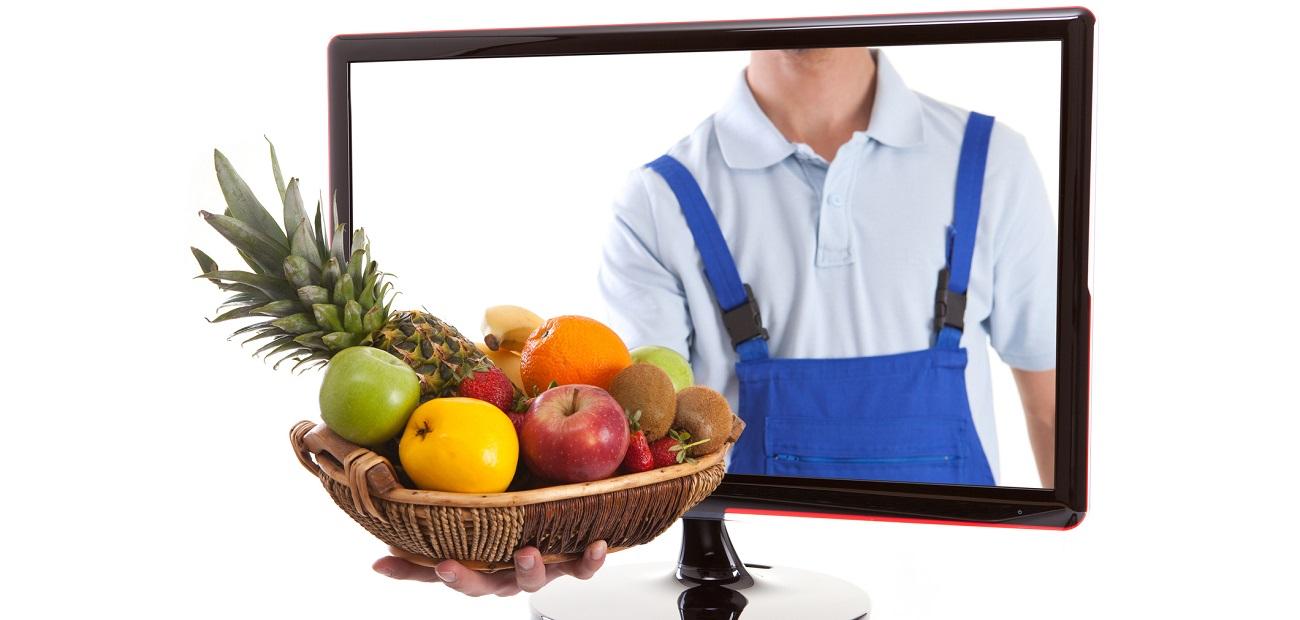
[645,111,997,485]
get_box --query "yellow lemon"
[398,397,518,493]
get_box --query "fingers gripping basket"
[289,420,736,572]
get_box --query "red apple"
[520,384,630,483]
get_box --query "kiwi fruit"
[674,386,734,457]
[728,414,746,443]
[609,363,677,441]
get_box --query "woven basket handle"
[290,420,324,476]
[289,420,401,523]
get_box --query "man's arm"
[1012,368,1055,486]
[597,170,693,357]
[984,125,1058,487]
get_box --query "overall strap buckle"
[722,283,769,348]
[934,268,967,334]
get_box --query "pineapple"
[193,140,491,399]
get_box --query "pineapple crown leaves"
[192,139,397,373]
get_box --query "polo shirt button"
[829,194,844,207]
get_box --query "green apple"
[319,346,421,448]
[629,345,694,392]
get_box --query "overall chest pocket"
[737,349,977,484]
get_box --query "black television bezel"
[328,7,1093,529]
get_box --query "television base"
[528,561,871,619]
[530,515,869,619]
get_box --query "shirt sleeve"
[597,169,694,360]
[983,126,1057,371]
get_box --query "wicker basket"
[290,418,739,572]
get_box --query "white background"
[4,1,1298,619]
[350,41,1058,488]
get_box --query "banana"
[481,305,544,352]
[476,341,525,392]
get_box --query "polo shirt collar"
[715,49,926,170]
[863,50,926,149]
[714,70,795,170]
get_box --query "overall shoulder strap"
[936,111,995,350]
[645,155,769,361]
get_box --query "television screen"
[347,39,1063,490]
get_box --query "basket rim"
[293,420,731,508]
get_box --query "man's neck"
[746,48,877,162]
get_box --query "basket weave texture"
[290,420,730,571]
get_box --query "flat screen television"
[328,7,1093,618]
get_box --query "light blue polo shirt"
[596,49,1056,482]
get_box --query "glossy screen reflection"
[349,42,1060,488]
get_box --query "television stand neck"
[677,516,755,589]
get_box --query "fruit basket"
[290,419,738,572]
[193,146,745,573]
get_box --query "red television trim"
[726,507,1074,531]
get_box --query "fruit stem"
[564,387,579,417]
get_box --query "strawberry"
[623,431,654,473]
[649,429,710,469]
[505,396,533,439]
[620,410,654,474]
[506,411,528,438]
[456,367,515,412]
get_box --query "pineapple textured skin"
[373,310,492,400]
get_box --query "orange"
[518,315,632,396]
[398,397,518,493]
